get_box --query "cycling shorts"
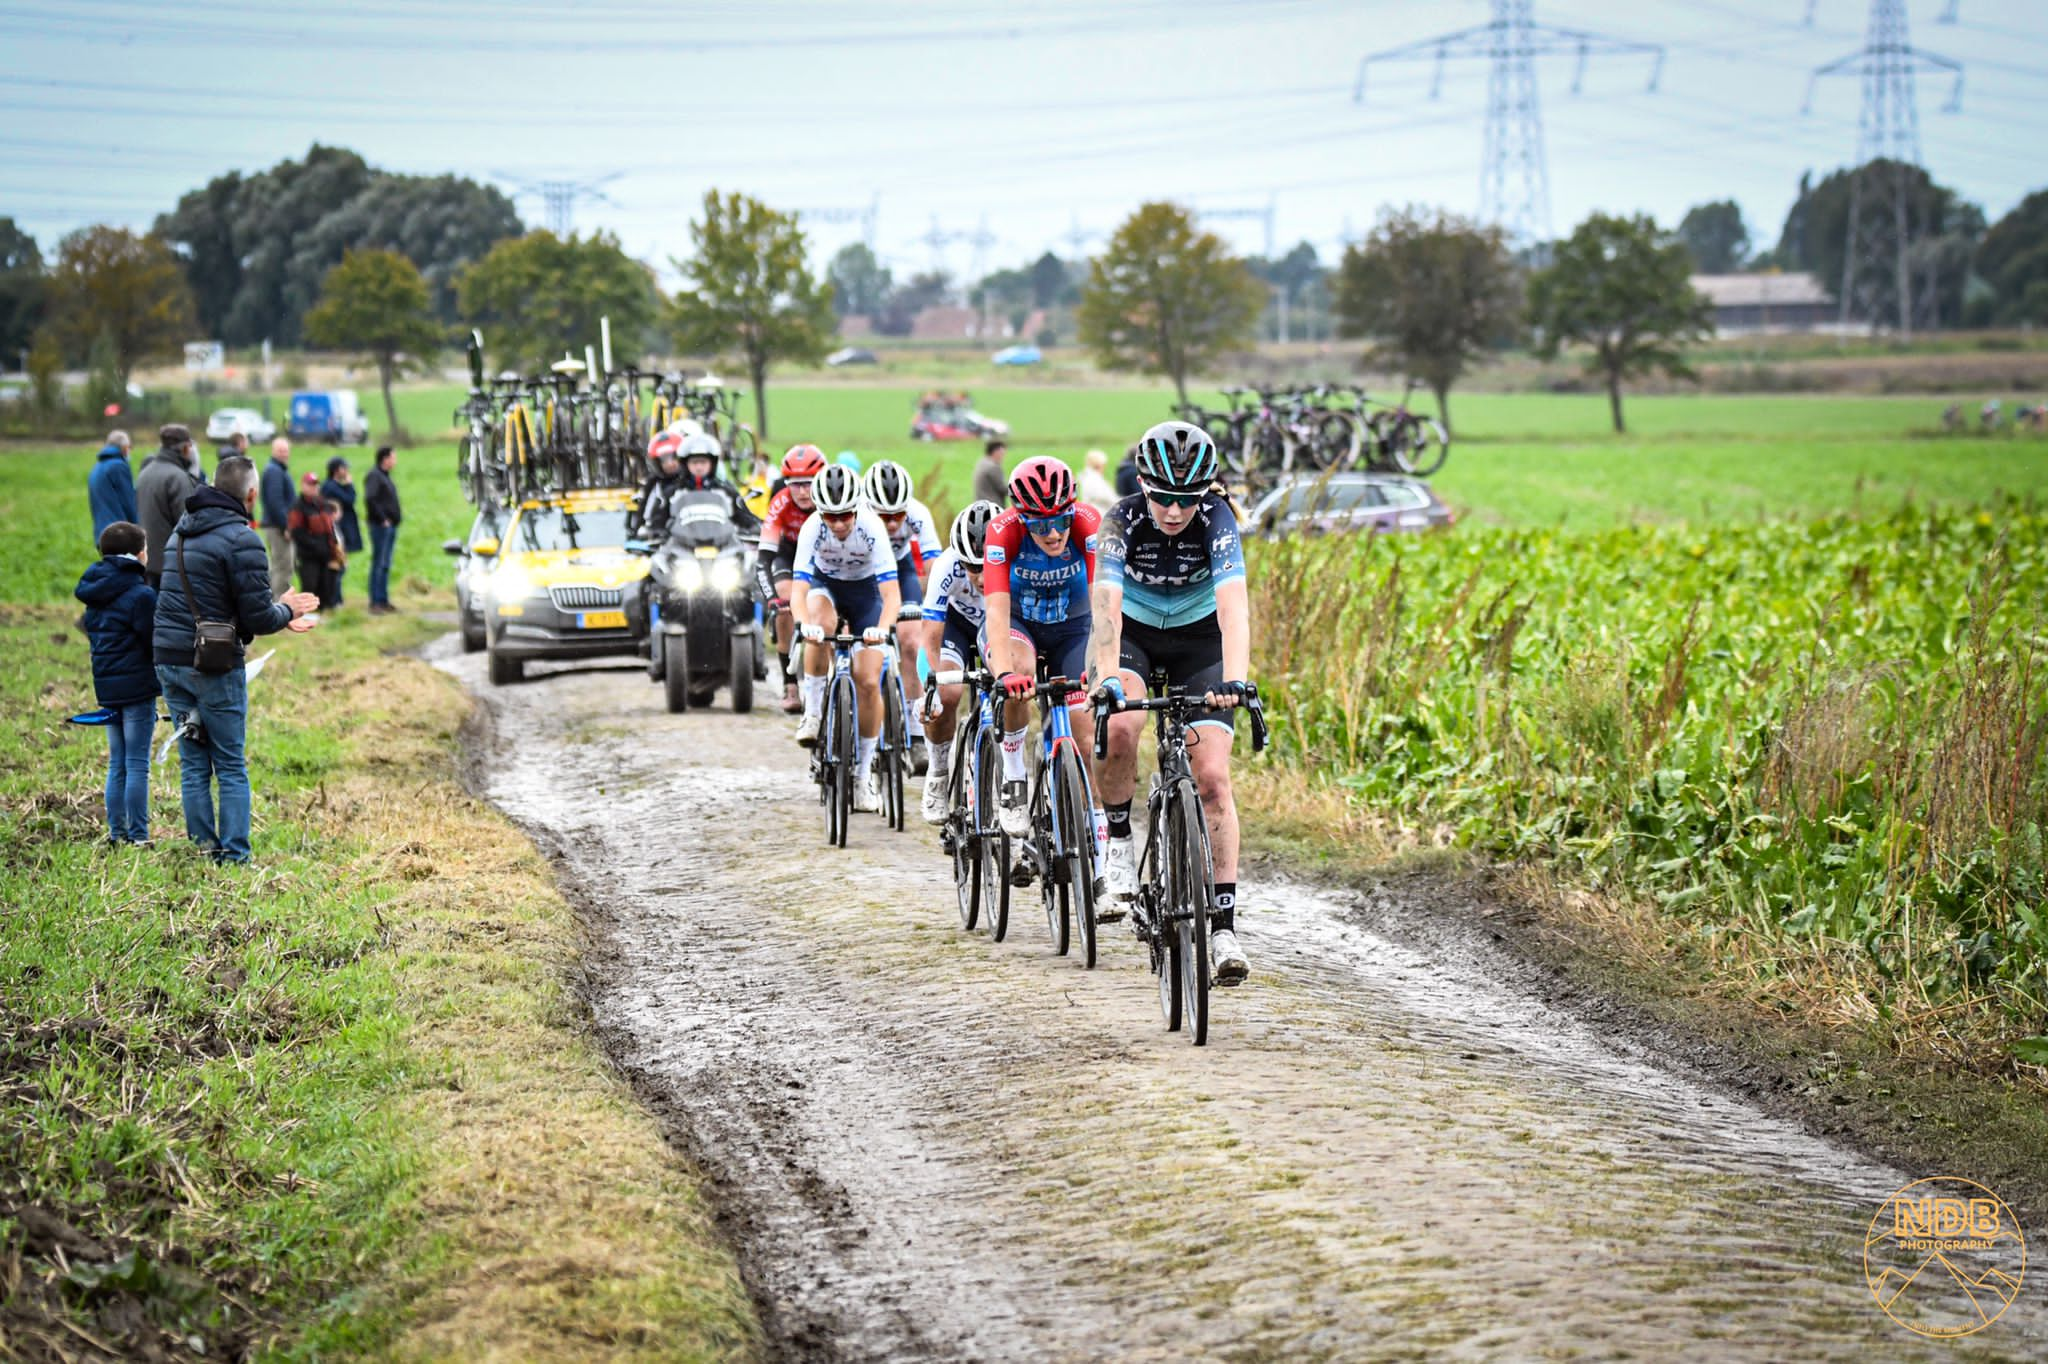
[807,575,883,634]
[1116,612,1233,733]
[896,552,925,606]
[937,609,981,670]
[981,614,1090,700]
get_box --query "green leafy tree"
[1077,202,1264,406]
[458,230,659,374]
[669,191,836,441]
[1972,190,2048,325]
[826,242,891,319]
[1767,161,1981,325]
[0,217,46,361]
[1332,208,1520,434]
[25,330,62,414]
[45,225,195,386]
[1675,200,1750,274]
[303,248,444,443]
[874,271,950,336]
[1029,250,1070,307]
[1527,213,1714,434]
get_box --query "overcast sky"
[3,0,2041,284]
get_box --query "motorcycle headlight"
[709,559,742,593]
[675,559,705,592]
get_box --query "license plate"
[694,545,719,559]
[577,610,627,630]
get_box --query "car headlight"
[709,559,742,593]
[492,566,535,600]
[674,559,705,592]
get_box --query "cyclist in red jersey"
[755,444,825,713]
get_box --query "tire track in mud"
[437,642,2046,1363]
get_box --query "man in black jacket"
[135,424,201,589]
[362,446,401,613]
[153,455,320,864]
[259,437,296,599]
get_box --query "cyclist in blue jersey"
[981,456,1103,846]
[1089,421,1254,984]
[916,500,1000,825]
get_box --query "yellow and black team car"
[467,487,653,685]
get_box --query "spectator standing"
[1114,443,1142,499]
[288,471,344,608]
[1079,448,1116,512]
[88,430,137,542]
[972,438,1008,506]
[259,437,295,598]
[75,521,159,844]
[217,430,249,469]
[320,456,361,607]
[363,445,401,614]
[153,455,320,865]
[135,424,201,590]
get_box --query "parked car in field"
[287,389,371,445]
[910,393,1009,441]
[826,346,878,367]
[991,344,1042,366]
[443,505,510,652]
[1246,471,1453,539]
[205,407,277,445]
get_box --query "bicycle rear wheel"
[975,727,1010,940]
[828,678,855,848]
[1395,417,1450,477]
[1309,410,1360,470]
[1052,748,1097,969]
[1215,414,1253,477]
[1168,780,1213,1046]
[881,676,906,831]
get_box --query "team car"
[468,487,654,684]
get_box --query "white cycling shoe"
[853,772,880,813]
[794,710,821,746]
[1102,837,1137,904]
[998,780,1030,838]
[920,773,950,826]
[1210,928,1249,986]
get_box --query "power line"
[492,172,621,236]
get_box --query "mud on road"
[437,642,2046,1362]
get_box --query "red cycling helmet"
[780,443,826,482]
[1007,456,1076,517]
[647,428,686,464]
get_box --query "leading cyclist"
[1089,420,1253,985]
[790,463,901,813]
[981,457,1105,865]
[861,460,943,773]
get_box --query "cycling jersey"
[757,486,813,556]
[792,508,897,585]
[919,549,986,628]
[872,496,942,566]
[981,504,1101,627]
[1097,492,1244,630]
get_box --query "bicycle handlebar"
[1092,683,1268,758]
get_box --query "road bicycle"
[931,664,1011,941]
[1364,400,1450,477]
[873,604,925,833]
[1094,678,1268,1045]
[809,629,861,848]
[1013,669,1102,967]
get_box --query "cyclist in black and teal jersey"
[1089,420,1254,984]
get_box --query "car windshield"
[513,507,629,552]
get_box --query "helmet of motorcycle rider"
[812,463,862,515]
[950,500,1000,565]
[1134,419,1219,495]
[780,444,826,483]
[1007,455,1075,517]
[861,460,913,514]
[648,427,686,468]
[679,432,721,487]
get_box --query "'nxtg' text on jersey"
[1098,492,1246,629]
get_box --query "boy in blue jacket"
[75,521,159,843]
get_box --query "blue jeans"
[155,663,252,863]
[368,522,397,606]
[103,700,156,842]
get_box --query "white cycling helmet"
[862,460,914,513]
[950,500,1000,565]
[812,462,862,514]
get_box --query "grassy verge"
[1248,503,2048,1080]
[0,593,759,1354]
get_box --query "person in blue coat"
[320,456,362,606]
[74,520,159,843]
[87,430,137,542]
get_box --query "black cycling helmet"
[1134,419,1219,494]
[862,460,914,513]
[813,462,861,514]
[950,499,1001,565]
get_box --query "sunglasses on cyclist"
[1022,511,1074,534]
[1144,489,1206,509]
[820,509,857,524]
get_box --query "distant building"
[910,306,982,340]
[1690,272,1835,334]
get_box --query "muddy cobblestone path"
[437,645,2045,1363]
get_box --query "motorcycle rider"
[756,444,826,714]
[917,500,1000,826]
[861,460,943,774]
[627,428,687,538]
[647,432,759,541]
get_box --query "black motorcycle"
[638,490,768,712]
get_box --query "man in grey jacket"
[135,424,201,590]
[259,436,295,598]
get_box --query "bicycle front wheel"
[1052,748,1097,969]
[952,729,981,931]
[882,677,907,831]
[828,679,855,848]
[1145,828,1182,1031]
[1168,779,1214,1045]
[975,726,1010,940]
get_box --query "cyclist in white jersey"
[863,461,943,773]
[791,464,902,812]
[917,501,1000,825]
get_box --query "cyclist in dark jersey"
[1090,420,1254,985]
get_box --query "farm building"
[1690,272,1836,334]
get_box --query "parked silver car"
[1246,471,1453,539]
[205,407,278,445]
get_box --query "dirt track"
[437,643,2046,1362]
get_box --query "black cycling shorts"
[1116,612,1233,732]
